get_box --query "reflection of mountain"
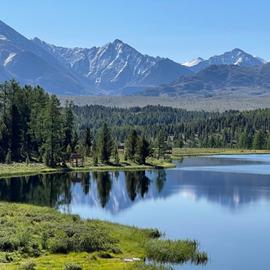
[1,160,270,213]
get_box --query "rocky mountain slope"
[33,38,191,94]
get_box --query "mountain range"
[183,48,266,72]
[0,19,269,96]
[143,63,270,97]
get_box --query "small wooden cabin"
[70,153,84,167]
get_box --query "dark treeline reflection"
[2,164,270,213]
[125,171,151,201]
[0,173,72,207]
[0,170,166,209]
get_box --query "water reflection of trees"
[92,172,112,208]
[156,170,166,193]
[0,170,168,209]
[125,171,151,201]
[0,173,72,208]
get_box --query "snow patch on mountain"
[183,57,204,67]
[4,52,16,66]
[0,34,7,41]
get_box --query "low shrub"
[0,236,20,252]
[128,263,172,270]
[97,251,113,258]
[64,263,82,270]
[147,229,161,239]
[19,260,36,270]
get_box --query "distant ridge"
[141,63,270,97]
[183,48,265,72]
[0,19,268,96]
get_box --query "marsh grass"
[0,203,207,269]
[145,239,207,264]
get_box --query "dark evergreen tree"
[97,123,113,164]
[125,129,138,161]
[253,130,265,150]
[157,130,166,159]
[82,127,92,156]
[239,131,250,149]
[42,95,63,167]
[63,101,74,152]
[267,134,270,150]
[9,104,21,161]
[135,137,151,164]
[113,144,120,165]
[72,131,79,152]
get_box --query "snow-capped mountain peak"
[32,36,190,94]
[183,57,204,67]
[187,48,266,72]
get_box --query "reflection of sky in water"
[211,154,270,163]
[178,164,270,175]
[67,155,270,270]
[177,154,270,175]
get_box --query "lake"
[1,154,270,269]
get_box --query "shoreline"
[1,148,270,178]
[171,148,270,159]
[0,160,175,179]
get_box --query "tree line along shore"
[0,81,174,172]
[1,80,270,176]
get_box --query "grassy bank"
[0,203,207,270]
[0,157,175,178]
[0,163,59,178]
[171,148,270,159]
[2,147,270,178]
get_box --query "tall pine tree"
[97,123,113,164]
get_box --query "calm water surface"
[1,154,270,270]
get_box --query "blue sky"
[1,0,269,62]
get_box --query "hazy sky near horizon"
[1,0,269,62]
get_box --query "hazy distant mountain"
[0,19,191,95]
[0,19,269,97]
[0,20,87,95]
[33,38,191,94]
[141,64,270,96]
[184,48,266,72]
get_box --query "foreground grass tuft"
[145,239,207,264]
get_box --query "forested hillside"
[74,105,270,149]
[0,81,152,166]
[1,80,270,168]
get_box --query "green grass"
[2,147,270,178]
[0,154,175,178]
[171,147,270,158]
[0,163,58,178]
[0,203,207,270]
